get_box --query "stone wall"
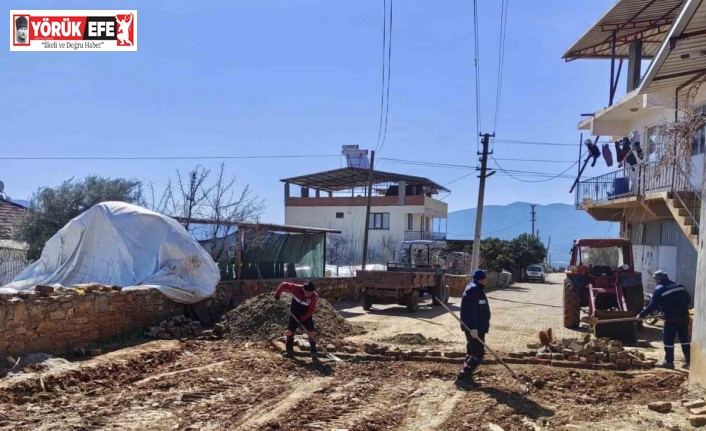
[448,272,512,296]
[0,288,184,358]
[206,277,360,318]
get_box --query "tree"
[509,233,548,272]
[13,176,142,261]
[146,164,265,262]
[368,234,398,265]
[480,237,514,273]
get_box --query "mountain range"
[447,202,619,267]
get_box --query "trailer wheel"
[362,293,374,311]
[406,292,419,313]
[563,279,581,329]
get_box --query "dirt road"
[0,339,690,431]
[340,272,669,359]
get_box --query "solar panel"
[341,145,369,169]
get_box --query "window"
[645,124,666,163]
[694,104,706,155]
[425,217,430,232]
[335,212,344,219]
[369,213,390,230]
[407,214,413,231]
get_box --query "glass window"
[369,213,390,230]
[693,104,706,155]
[645,124,666,163]
[407,214,413,231]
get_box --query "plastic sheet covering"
[241,230,324,279]
[0,202,220,304]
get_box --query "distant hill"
[447,202,619,267]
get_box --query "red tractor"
[563,239,644,343]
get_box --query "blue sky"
[2,0,623,225]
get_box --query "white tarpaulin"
[1,202,220,304]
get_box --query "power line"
[472,0,482,148]
[493,139,576,147]
[492,158,576,163]
[491,156,579,183]
[378,0,393,154]
[0,154,342,161]
[373,0,388,154]
[492,0,509,134]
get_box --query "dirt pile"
[221,293,364,342]
[381,333,446,345]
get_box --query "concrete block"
[647,401,672,413]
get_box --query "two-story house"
[565,0,705,299]
[281,152,449,262]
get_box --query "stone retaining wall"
[0,288,184,358]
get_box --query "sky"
[1,0,625,225]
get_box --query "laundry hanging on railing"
[615,140,627,167]
[585,139,601,167]
[622,137,637,167]
[601,143,613,167]
[629,130,644,161]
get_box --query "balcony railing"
[404,231,447,241]
[575,161,677,207]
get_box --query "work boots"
[454,373,477,391]
[282,336,295,359]
[655,360,675,369]
[310,339,319,362]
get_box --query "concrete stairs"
[666,192,700,249]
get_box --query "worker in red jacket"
[274,281,319,360]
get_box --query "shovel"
[284,307,342,362]
[435,297,530,395]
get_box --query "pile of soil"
[382,333,446,345]
[221,293,364,342]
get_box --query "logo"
[10,10,137,51]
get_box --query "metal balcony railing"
[404,231,447,241]
[575,162,676,207]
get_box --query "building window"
[335,212,344,219]
[407,214,413,231]
[693,104,706,155]
[645,124,666,163]
[425,217,430,232]
[369,213,390,230]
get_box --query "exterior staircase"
[666,192,701,249]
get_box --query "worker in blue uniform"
[455,269,491,390]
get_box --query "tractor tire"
[362,293,374,311]
[563,279,581,329]
[432,285,450,306]
[406,292,419,313]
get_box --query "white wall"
[633,244,677,294]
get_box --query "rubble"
[648,401,672,413]
[220,292,364,342]
[146,315,204,340]
[508,329,654,369]
[381,333,445,345]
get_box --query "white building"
[281,163,449,262]
[564,0,706,386]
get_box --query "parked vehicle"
[525,265,545,283]
[642,292,663,325]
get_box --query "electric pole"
[547,235,552,268]
[361,150,375,269]
[530,204,537,237]
[471,133,495,271]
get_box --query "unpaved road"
[340,272,669,360]
[0,339,690,431]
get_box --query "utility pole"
[530,204,537,237]
[471,133,495,271]
[547,235,552,268]
[361,150,375,269]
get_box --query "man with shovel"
[455,269,491,390]
[637,270,691,369]
[274,281,319,361]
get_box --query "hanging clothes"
[615,141,626,167]
[622,137,637,166]
[585,139,601,167]
[602,144,613,167]
[629,130,644,161]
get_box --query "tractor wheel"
[406,292,419,313]
[563,279,581,329]
[362,293,374,311]
[432,285,450,306]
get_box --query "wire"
[494,139,576,147]
[492,158,576,163]
[472,0,482,148]
[0,154,342,161]
[482,218,528,235]
[378,0,393,154]
[378,158,475,170]
[491,156,579,182]
[374,0,387,153]
[492,0,509,134]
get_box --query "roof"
[172,216,341,234]
[563,0,684,60]
[0,199,26,240]
[573,238,633,246]
[280,167,450,193]
[639,0,706,95]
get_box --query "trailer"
[357,241,450,312]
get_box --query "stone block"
[615,358,630,366]
[48,310,66,320]
[616,351,630,359]
[568,356,580,361]
[526,343,540,349]
[561,338,577,347]
[537,353,552,360]
[690,415,706,427]
[685,400,706,410]
[608,346,623,354]
[691,407,706,416]
[428,351,441,357]
[647,401,671,413]
[562,349,574,356]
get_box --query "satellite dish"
[0,181,4,193]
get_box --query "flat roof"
[280,167,450,193]
[639,0,706,95]
[563,0,683,60]
[172,217,341,234]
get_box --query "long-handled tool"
[284,307,342,362]
[435,297,530,395]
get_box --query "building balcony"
[404,231,447,241]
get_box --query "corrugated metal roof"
[640,0,706,94]
[563,0,684,60]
